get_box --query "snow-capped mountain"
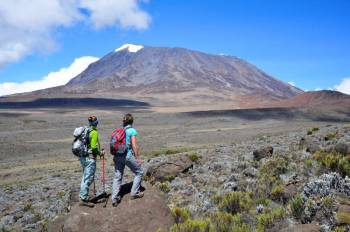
[2,44,303,107]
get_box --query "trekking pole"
[101,149,106,192]
[101,149,109,207]
[93,174,96,197]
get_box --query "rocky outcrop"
[334,142,350,156]
[253,146,273,161]
[145,154,194,182]
[48,183,174,232]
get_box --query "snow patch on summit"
[115,44,144,53]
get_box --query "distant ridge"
[274,90,350,108]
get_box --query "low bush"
[189,153,200,162]
[290,194,303,219]
[24,203,33,212]
[214,192,253,215]
[325,132,337,141]
[172,207,191,224]
[270,185,284,201]
[332,226,346,232]
[256,207,285,231]
[171,212,252,232]
[313,150,350,177]
[338,157,350,177]
[157,182,171,193]
[304,158,313,168]
[170,219,211,232]
[336,212,350,225]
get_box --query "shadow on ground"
[0,98,150,109]
[185,107,350,122]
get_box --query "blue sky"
[0,0,349,95]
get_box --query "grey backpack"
[72,127,91,157]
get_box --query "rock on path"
[48,183,174,232]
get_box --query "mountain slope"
[1,44,303,108]
[66,45,302,101]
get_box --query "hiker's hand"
[100,149,105,159]
[136,159,142,165]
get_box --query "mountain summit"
[63,44,302,107]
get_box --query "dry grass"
[0,157,80,186]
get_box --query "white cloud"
[335,77,350,95]
[80,0,151,29]
[0,0,151,67]
[0,56,99,96]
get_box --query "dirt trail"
[48,183,174,232]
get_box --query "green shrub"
[157,182,171,193]
[256,207,285,231]
[336,212,350,225]
[257,213,273,229]
[171,212,252,232]
[307,130,313,135]
[322,196,334,208]
[24,203,33,212]
[215,192,253,215]
[332,226,346,232]
[170,219,211,232]
[255,198,271,207]
[57,191,65,198]
[304,158,313,168]
[271,207,285,219]
[34,211,44,222]
[259,156,288,177]
[189,153,200,162]
[270,185,284,201]
[338,157,350,177]
[325,133,337,141]
[164,175,176,182]
[256,156,287,199]
[323,152,340,170]
[313,150,341,171]
[172,207,191,224]
[210,212,235,232]
[231,224,251,232]
[312,127,319,132]
[290,194,303,219]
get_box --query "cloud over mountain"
[0,0,151,67]
[335,77,350,95]
[0,56,98,96]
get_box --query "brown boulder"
[334,143,350,156]
[146,154,193,182]
[48,183,174,232]
[306,143,321,154]
[253,146,273,161]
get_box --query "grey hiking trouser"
[112,153,143,202]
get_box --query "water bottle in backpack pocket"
[72,126,91,157]
[110,128,127,155]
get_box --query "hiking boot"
[79,198,95,208]
[112,196,121,207]
[130,192,144,200]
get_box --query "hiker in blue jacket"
[112,113,144,206]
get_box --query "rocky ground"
[1,108,350,231]
[145,124,350,231]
